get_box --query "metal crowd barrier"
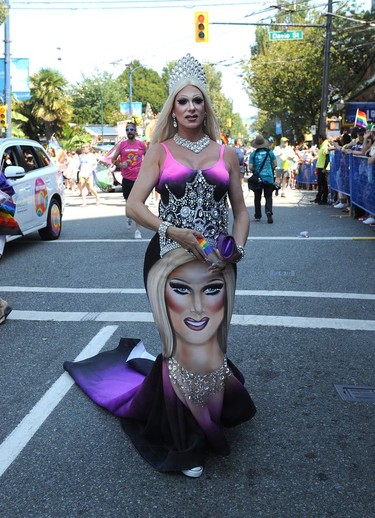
[296,151,375,217]
[296,160,317,186]
[329,150,375,217]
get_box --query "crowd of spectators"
[47,127,375,228]
[232,127,375,228]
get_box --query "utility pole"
[318,0,333,137]
[128,64,142,118]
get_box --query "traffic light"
[195,12,209,43]
[0,105,7,128]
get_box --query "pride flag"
[220,133,229,145]
[0,198,22,235]
[354,109,367,129]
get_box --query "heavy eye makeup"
[168,281,224,296]
[176,97,204,106]
[203,283,224,296]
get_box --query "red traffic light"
[195,11,209,43]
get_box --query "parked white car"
[1,138,65,243]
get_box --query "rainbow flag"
[220,133,229,145]
[196,237,214,255]
[354,109,367,129]
[0,199,22,235]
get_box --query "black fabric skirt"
[64,338,256,472]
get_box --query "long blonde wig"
[146,247,235,358]
[151,79,220,145]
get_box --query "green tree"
[0,1,7,25]
[70,71,123,125]
[57,123,92,151]
[242,2,323,138]
[18,69,72,141]
[115,61,167,116]
[241,0,374,138]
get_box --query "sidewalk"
[243,185,375,236]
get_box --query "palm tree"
[30,69,73,141]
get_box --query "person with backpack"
[248,135,277,223]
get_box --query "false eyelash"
[176,98,204,105]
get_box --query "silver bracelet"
[233,244,246,263]
[158,221,173,242]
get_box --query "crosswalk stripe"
[1,286,374,300]
[0,326,118,478]
[7,310,375,331]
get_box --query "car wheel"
[38,198,62,240]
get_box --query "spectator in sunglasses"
[111,122,146,239]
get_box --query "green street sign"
[269,30,303,41]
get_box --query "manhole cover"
[270,269,296,278]
[334,385,375,403]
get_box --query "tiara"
[169,54,207,94]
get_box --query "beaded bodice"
[158,170,229,257]
[157,144,230,257]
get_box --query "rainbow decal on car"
[35,178,49,217]
[50,203,61,235]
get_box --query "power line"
[11,0,270,9]
[211,22,325,27]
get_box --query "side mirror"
[4,165,26,179]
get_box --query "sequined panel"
[168,356,232,407]
[159,170,229,257]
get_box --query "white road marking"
[1,286,375,300]
[231,314,375,331]
[0,326,118,479]
[6,310,375,331]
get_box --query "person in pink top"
[111,121,146,239]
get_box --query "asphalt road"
[0,186,374,518]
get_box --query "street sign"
[269,31,303,41]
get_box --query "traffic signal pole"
[318,0,333,138]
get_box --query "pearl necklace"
[173,133,210,154]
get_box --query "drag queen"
[64,54,256,477]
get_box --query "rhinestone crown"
[169,54,207,94]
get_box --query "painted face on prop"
[165,260,226,347]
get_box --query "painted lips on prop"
[34,178,48,216]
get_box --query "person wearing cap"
[273,136,297,197]
[111,121,147,239]
[311,134,334,205]
[248,135,277,223]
